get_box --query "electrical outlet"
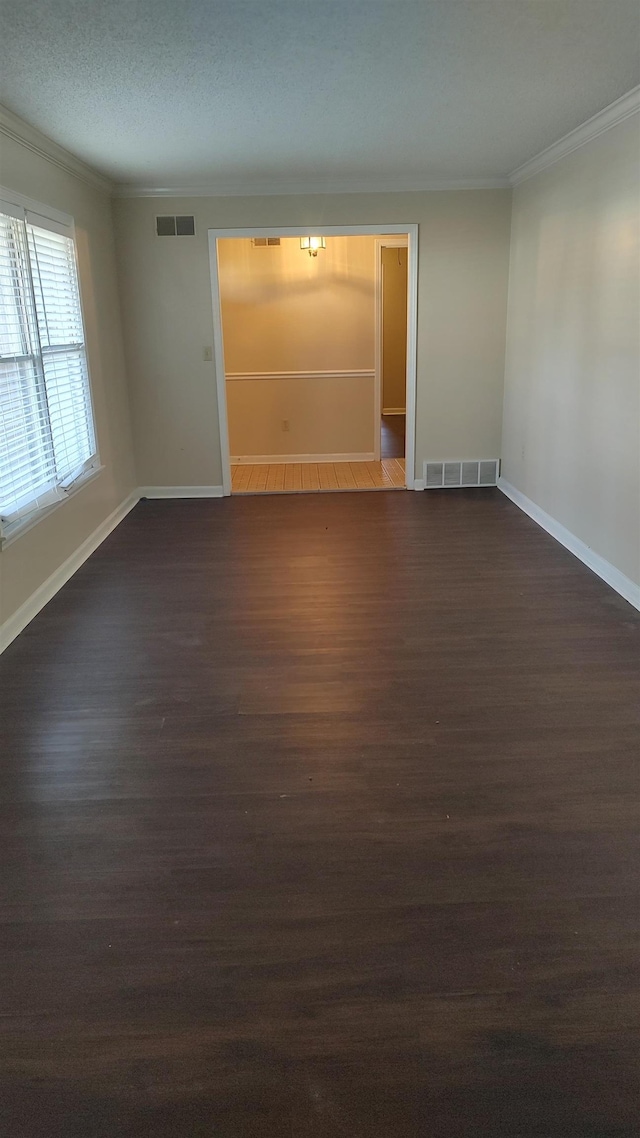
[282,420,290,432]
[203,346,213,362]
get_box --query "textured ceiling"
[1,0,639,190]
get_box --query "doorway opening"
[208,225,418,495]
[376,236,408,474]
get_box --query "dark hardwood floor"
[1,490,639,1137]
[381,414,405,458]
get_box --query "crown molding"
[6,83,637,201]
[509,85,640,187]
[112,175,510,199]
[0,104,114,195]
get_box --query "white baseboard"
[139,485,224,498]
[0,491,140,654]
[498,478,640,611]
[230,454,375,465]
[382,408,406,416]
[413,478,426,491]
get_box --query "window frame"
[0,186,102,548]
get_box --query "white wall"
[0,133,136,629]
[502,114,640,586]
[113,190,512,486]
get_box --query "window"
[0,192,98,542]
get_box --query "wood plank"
[301,462,319,491]
[333,461,357,490]
[350,461,376,487]
[265,463,285,492]
[231,464,251,492]
[381,457,405,487]
[365,460,386,487]
[393,457,406,484]
[379,464,394,486]
[283,463,296,492]
[318,463,339,490]
[245,464,261,492]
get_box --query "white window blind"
[0,200,97,537]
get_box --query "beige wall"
[381,245,408,413]
[113,190,512,485]
[219,235,376,458]
[227,375,375,459]
[0,135,135,627]
[219,235,376,373]
[502,115,640,586]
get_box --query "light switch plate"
[203,347,213,362]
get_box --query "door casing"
[208,224,419,494]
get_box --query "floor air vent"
[423,460,500,488]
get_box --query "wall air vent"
[479,460,499,484]
[461,461,480,486]
[155,215,195,236]
[252,237,281,247]
[444,462,461,487]
[425,462,445,488]
[422,460,500,489]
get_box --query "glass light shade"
[300,236,326,255]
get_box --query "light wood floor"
[231,457,405,493]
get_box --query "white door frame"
[374,236,409,460]
[208,224,419,495]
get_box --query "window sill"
[0,465,105,550]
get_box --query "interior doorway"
[208,225,418,496]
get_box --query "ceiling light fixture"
[300,236,326,257]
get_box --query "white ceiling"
[1,0,639,192]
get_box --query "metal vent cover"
[422,459,500,489]
[252,236,281,247]
[155,215,195,237]
[461,461,479,486]
[176,215,195,236]
[156,215,176,236]
[444,461,461,487]
[479,460,499,484]
[425,462,444,488]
